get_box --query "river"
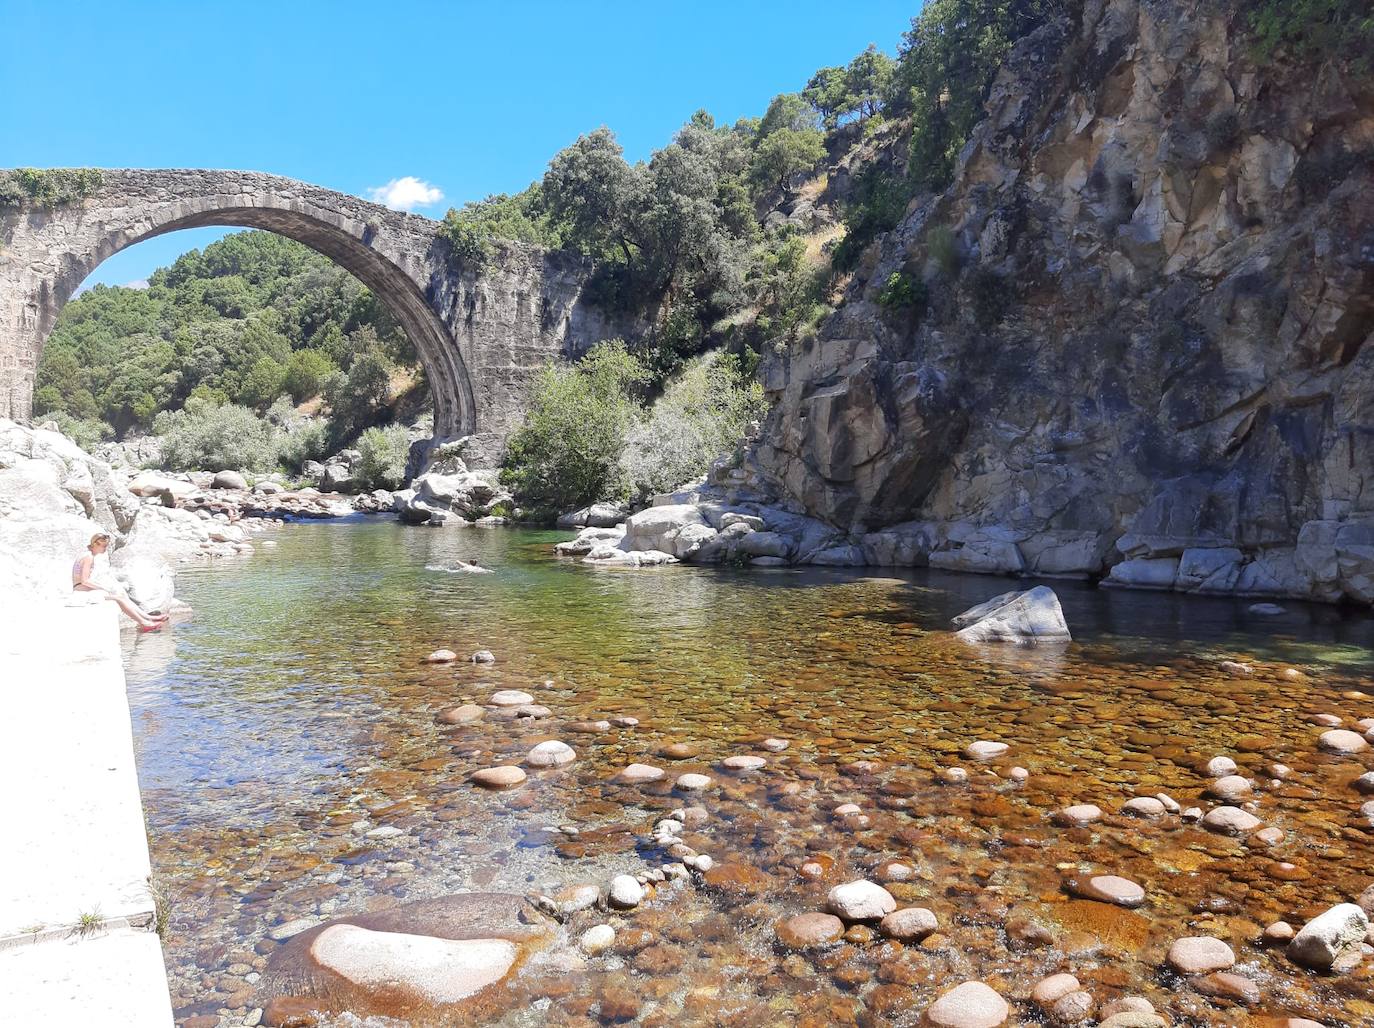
[125,517,1374,1025]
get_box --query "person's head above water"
[88,532,110,554]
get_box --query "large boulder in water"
[262,893,556,1022]
[952,586,1071,645]
[556,502,625,529]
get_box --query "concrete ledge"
[0,600,173,1024]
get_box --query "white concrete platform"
[0,601,174,1025]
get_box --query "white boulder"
[953,586,1071,645]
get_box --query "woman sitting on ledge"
[72,532,167,631]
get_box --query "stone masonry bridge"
[0,168,627,452]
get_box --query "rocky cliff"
[748,0,1374,604]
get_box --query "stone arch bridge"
[0,168,625,452]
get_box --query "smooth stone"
[1249,602,1286,616]
[1051,992,1095,1024]
[1068,874,1145,908]
[470,766,526,789]
[424,649,457,663]
[1206,775,1253,801]
[879,907,937,941]
[1312,713,1345,727]
[310,924,516,1004]
[1289,903,1370,971]
[617,763,665,783]
[924,980,1009,1028]
[1098,1016,1167,1028]
[1122,797,1166,818]
[1166,936,1236,974]
[825,880,896,921]
[1100,998,1155,1018]
[776,912,844,949]
[1204,755,1238,777]
[722,755,767,771]
[608,875,646,909]
[269,918,319,941]
[437,704,484,725]
[1319,729,1368,754]
[550,883,601,915]
[578,924,615,955]
[488,690,534,707]
[675,773,712,791]
[365,826,403,839]
[660,743,699,759]
[1354,772,1374,794]
[610,716,639,727]
[1008,766,1029,782]
[762,738,789,751]
[514,704,552,719]
[1195,971,1259,1005]
[964,740,1009,760]
[1251,826,1285,846]
[470,650,496,663]
[1202,806,1262,834]
[1262,921,1295,944]
[833,803,862,816]
[526,741,576,767]
[1054,804,1102,827]
[937,766,968,784]
[1030,972,1079,1005]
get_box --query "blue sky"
[0,0,918,287]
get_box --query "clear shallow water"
[126,518,1374,1025]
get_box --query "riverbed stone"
[675,773,712,791]
[578,924,615,955]
[1206,775,1253,801]
[826,880,896,920]
[608,875,645,909]
[1054,804,1102,826]
[1031,973,1079,1006]
[1289,903,1370,971]
[1122,797,1166,818]
[722,755,767,771]
[617,763,664,783]
[1204,755,1238,776]
[470,650,496,663]
[776,912,844,949]
[470,766,526,789]
[437,704,484,725]
[488,690,533,707]
[310,925,516,1004]
[923,980,1009,1027]
[1067,874,1145,907]
[1166,936,1235,974]
[1195,971,1260,1005]
[964,740,1009,759]
[1319,729,1368,754]
[526,741,576,767]
[1202,806,1261,834]
[879,906,937,941]
[425,649,457,663]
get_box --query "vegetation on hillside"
[34,231,421,451]
[503,343,765,515]
[1249,0,1374,66]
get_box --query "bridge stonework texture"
[0,169,626,450]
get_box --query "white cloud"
[366,176,444,212]
[123,279,150,290]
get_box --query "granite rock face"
[746,0,1374,604]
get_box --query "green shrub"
[40,411,111,451]
[155,398,280,473]
[238,356,286,409]
[438,216,490,268]
[878,270,927,315]
[282,348,337,402]
[1249,0,1374,67]
[0,168,103,208]
[620,351,766,501]
[832,166,910,273]
[926,225,960,277]
[325,342,393,437]
[275,419,331,473]
[353,424,412,490]
[502,341,646,513]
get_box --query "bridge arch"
[0,170,476,439]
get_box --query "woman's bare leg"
[110,593,157,627]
